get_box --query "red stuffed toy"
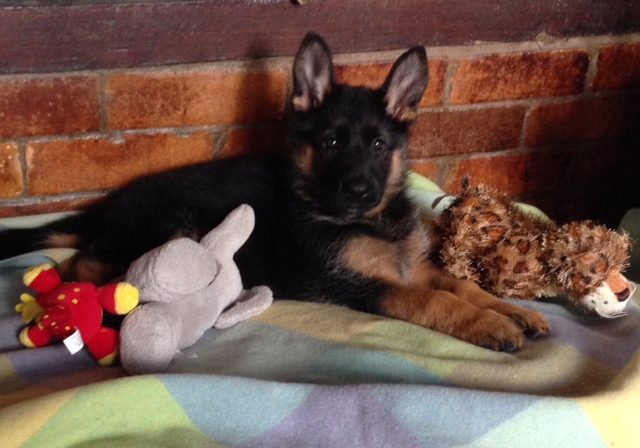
[15,264,139,366]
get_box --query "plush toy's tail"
[0,213,89,259]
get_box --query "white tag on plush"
[63,329,84,355]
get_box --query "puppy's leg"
[426,268,549,339]
[377,286,524,352]
[58,252,123,285]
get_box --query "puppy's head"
[288,33,428,223]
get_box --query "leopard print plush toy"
[435,185,634,318]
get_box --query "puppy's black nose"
[616,288,630,302]
[348,181,369,200]
[341,177,370,201]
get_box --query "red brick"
[220,125,287,158]
[26,132,213,195]
[106,69,288,130]
[408,159,442,183]
[0,75,100,138]
[444,150,573,197]
[525,95,640,147]
[409,106,526,158]
[0,143,23,198]
[593,43,640,91]
[450,50,589,104]
[0,195,104,218]
[336,58,446,107]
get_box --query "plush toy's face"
[580,272,635,318]
[546,222,631,313]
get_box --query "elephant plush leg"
[214,286,273,329]
[119,305,179,374]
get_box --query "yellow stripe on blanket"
[251,300,384,343]
[447,342,618,396]
[349,319,493,378]
[20,376,214,448]
[0,389,76,448]
[577,351,640,448]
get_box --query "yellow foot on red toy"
[97,349,118,367]
[114,283,139,315]
[19,327,35,348]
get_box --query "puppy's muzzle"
[338,176,380,208]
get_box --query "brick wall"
[0,34,638,225]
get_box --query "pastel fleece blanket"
[1,194,639,447]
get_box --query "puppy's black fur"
[0,33,549,350]
[1,33,422,308]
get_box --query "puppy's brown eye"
[372,137,386,150]
[323,136,338,150]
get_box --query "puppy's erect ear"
[382,47,428,122]
[292,32,335,112]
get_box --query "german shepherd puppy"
[0,33,548,351]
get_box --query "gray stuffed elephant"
[119,204,273,374]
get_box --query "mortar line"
[407,136,632,166]
[16,138,28,198]
[1,85,636,147]
[583,46,600,93]
[442,58,455,106]
[98,72,109,132]
[212,127,226,159]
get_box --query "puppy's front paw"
[467,309,525,352]
[496,304,550,339]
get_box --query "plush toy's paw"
[15,293,44,324]
[18,327,36,348]
[97,350,118,367]
[23,263,60,293]
[113,283,139,314]
[86,327,119,366]
[18,323,53,347]
[23,263,53,286]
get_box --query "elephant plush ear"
[126,238,215,298]
[200,204,255,258]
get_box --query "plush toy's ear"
[201,204,255,258]
[126,238,215,297]
[291,32,335,112]
[381,46,429,122]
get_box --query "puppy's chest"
[339,225,430,285]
